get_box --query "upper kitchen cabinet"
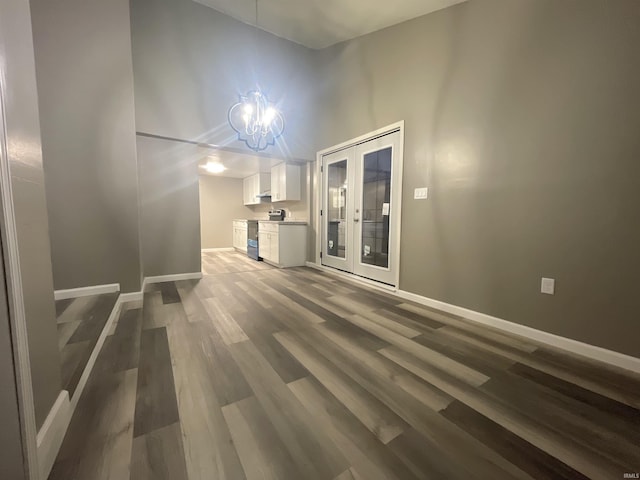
[243,173,271,205]
[271,163,301,202]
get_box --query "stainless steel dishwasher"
[246,220,260,260]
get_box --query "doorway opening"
[315,122,404,287]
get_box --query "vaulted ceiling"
[193,0,467,49]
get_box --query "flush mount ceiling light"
[228,90,284,152]
[202,161,226,174]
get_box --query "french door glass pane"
[361,147,391,268]
[327,160,347,258]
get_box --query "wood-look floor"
[50,251,640,479]
[56,292,119,397]
[201,249,272,275]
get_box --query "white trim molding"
[314,121,405,288]
[98,272,204,305]
[36,391,70,480]
[305,261,397,293]
[201,247,234,252]
[304,260,640,374]
[37,292,125,479]
[144,272,203,283]
[143,272,202,290]
[69,297,123,411]
[54,283,120,301]
[119,291,143,303]
[396,289,640,374]
[0,69,40,479]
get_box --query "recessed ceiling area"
[198,149,294,179]
[193,0,467,49]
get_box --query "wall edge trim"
[304,261,397,292]
[36,390,70,480]
[54,283,120,300]
[395,289,640,374]
[39,293,123,477]
[35,271,200,476]
[144,272,203,286]
[119,291,143,302]
[201,247,234,252]
[304,261,639,373]
[68,296,123,412]
[0,62,40,478]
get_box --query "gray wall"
[131,0,318,277]
[31,0,142,293]
[200,175,246,249]
[131,0,318,161]
[138,136,201,276]
[200,167,310,249]
[0,0,61,431]
[315,0,640,357]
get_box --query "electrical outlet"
[414,187,428,200]
[541,277,555,295]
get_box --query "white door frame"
[352,132,401,285]
[0,67,40,478]
[315,121,404,288]
[320,147,355,273]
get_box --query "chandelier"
[228,90,285,152]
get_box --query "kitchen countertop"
[258,220,308,225]
[233,218,308,225]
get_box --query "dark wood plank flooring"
[56,292,119,396]
[50,251,640,479]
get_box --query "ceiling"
[198,149,292,179]
[193,0,467,49]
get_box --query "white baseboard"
[143,272,202,292]
[119,291,143,302]
[36,273,201,477]
[37,292,124,478]
[304,260,640,374]
[144,272,202,283]
[201,247,234,252]
[115,272,204,302]
[37,390,71,480]
[396,289,640,374]
[54,283,120,301]
[304,261,397,292]
[69,295,123,412]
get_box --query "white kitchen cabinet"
[270,163,301,202]
[243,173,271,205]
[232,220,248,252]
[270,230,280,264]
[260,229,271,260]
[258,221,306,267]
[242,177,252,205]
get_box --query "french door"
[321,130,402,286]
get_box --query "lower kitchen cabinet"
[232,220,248,252]
[258,222,307,267]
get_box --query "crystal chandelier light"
[228,90,285,152]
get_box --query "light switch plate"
[414,187,428,200]
[541,277,555,295]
